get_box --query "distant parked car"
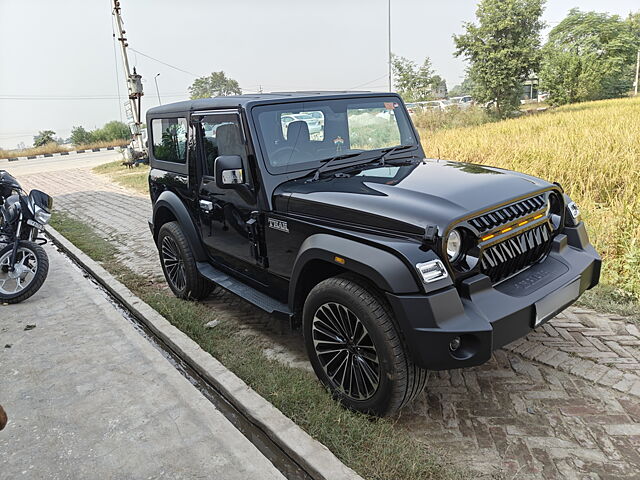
[419,100,450,111]
[538,93,550,102]
[449,96,474,109]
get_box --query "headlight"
[34,205,51,225]
[446,229,462,261]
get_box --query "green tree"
[33,130,56,147]
[540,9,640,105]
[454,0,546,117]
[391,55,444,101]
[70,125,94,146]
[92,121,131,142]
[449,76,476,97]
[188,71,242,99]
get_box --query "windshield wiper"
[376,144,417,166]
[307,151,365,182]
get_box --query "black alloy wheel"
[303,275,428,417]
[311,302,380,400]
[157,222,214,300]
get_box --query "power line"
[347,74,388,90]
[128,48,199,77]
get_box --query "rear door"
[193,111,268,285]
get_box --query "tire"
[303,275,428,417]
[158,221,213,300]
[0,241,49,304]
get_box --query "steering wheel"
[270,146,314,166]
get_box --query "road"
[0,150,119,176]
[7,151,640,479]
[0,152,287,479]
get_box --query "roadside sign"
[124,101,134,120]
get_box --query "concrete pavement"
[0,242,285,480]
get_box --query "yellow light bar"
[334,256,345,265]
[501,227,513,234]
[533,214,544,220]
[481,234,495,242]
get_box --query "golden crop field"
[420,97,640,298]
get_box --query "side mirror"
[215,155,244,189]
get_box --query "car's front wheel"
[303,275,428,417]
[158,221,213,300]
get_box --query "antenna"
[112,0,144,152]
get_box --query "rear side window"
[151,118,188,163]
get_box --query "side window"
[200,114,245,177]
[151,118,188,163]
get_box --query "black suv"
[147,92,600,416]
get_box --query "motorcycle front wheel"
[0,241,49,304]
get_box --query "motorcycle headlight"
[446,229,462,261]
[34,205,51,225]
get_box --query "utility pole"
[635,49,640,96]
[112,0,144,152]
[388,0,392,92]
[154,73,162,105]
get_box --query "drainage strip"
[55,245,313,480]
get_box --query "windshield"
[252,97,418,174]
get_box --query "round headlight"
[446,229,462,261]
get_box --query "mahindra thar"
[147,92,600,416]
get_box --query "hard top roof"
[147,91,397,115]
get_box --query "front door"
[194,111,265,284]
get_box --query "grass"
[412,106,493,134]
[50,211,463,480]
[0,139,129,160]
[93,161,150,195]
[420,96,640,307]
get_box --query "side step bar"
[196,262,292,316]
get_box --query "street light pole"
[154,73,162,105]
[634,49,639,96]
[388,0,392,92]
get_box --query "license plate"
[534,278,581,327]
[26,219,44,230]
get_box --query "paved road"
[10,154,640,478]
[0,150,121,176]
[0,242,286,480]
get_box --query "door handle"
[199,200,213,212]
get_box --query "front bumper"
[386,222,601,370]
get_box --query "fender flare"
[288,233,420,309]
[152,190,208,262]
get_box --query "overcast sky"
[1,0,638,149]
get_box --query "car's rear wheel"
[303,275,428,417]
[158,221,213,300]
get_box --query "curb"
[5,146,119,162]
[46,225,363,480]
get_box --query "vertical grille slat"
[479,223,552,283]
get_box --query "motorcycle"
[0,170,53,304]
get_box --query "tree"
[33,130,56,147]
[449,76,476,97]
[188,71,242,99]
[454,0,546,117]
[70,126,94,146]
[540,9,640,105]
[391,55,444,101]
[92,121,131,142]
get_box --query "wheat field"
[420,96,640,298]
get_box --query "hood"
[275,159,555,235]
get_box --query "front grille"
[480,223,552,283]
[469,194,546,233]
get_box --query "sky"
[1,0,638,149]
